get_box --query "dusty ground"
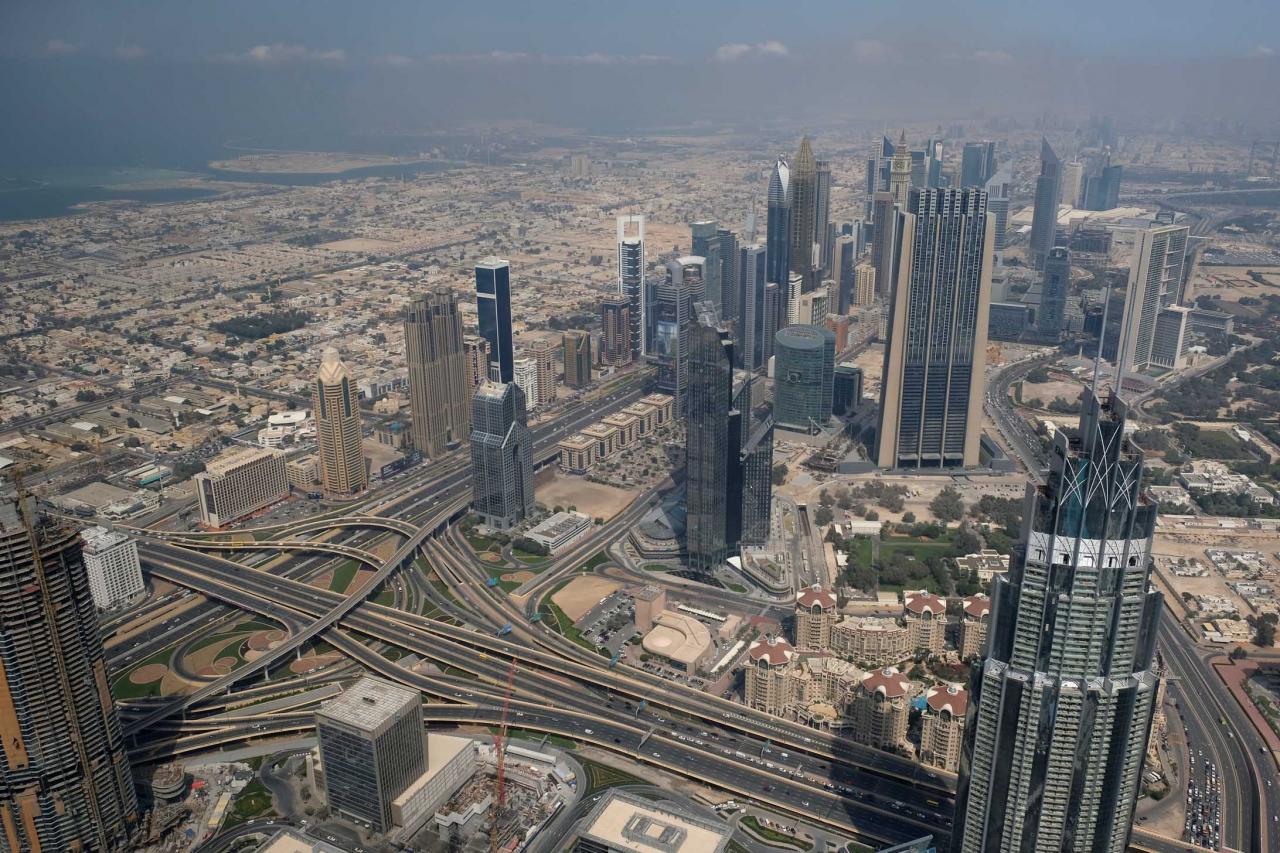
[1152,527,1280,620]
[129,663,169,684]
[502,570,536,583]
[790,470,1029,526]
[368,535,404,561]
[535,472,635,521]
[552,575,622,622]
[1193,265,1280,301]
[317,237,401,253]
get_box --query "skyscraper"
[562,329,591,388]
[864,134,895,218]
[773,325,835,433]
[1116,223,1190,378]
[1037,247,1071,340]
[512,356,541,410]
[877,188,993,469]
[1083,164,1123,211]
[952,389,1162,853]
[815,159,833,274]
[852,261,876,307]
[870,192,898,298]
[600,296,632,366]
[762,283,782,364]
[405,287,471,458]
[691,221,722,311]
[530,339,556,405]
[717,227,739,323]
[312,347,368,497]
[476,258,514,383]
[788,137,818,296]
[618,214,646,360]
[0,484,138,851]
[1029,138,1062,270]
[766,157,791,292]
[960,141,996,188]
[888,130,912,207]
[652,258,704,413]
[1060,160,1085,208]
[737,243,769,372]
[470,381,534,529]
[832,234,857,314]
[739,413,775,548]
[686,303,741,574]
[984,166,1012,254]
[462,335,489,390]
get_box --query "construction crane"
[490,659,518,853]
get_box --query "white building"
[80,526,144,608]
[391,734,477,835]
[513,357,541,410]
[525,510,592,553]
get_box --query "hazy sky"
[2,1,1278,168]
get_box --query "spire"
[794,136,815,175]
[897,128,908,149]
[1040,136,1059,166]
[317,346,350,385]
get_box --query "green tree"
[930,486,965,522]
[814,506,834,526]
[771,463,788,486]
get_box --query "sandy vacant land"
[536,472,635,521]
[130,663,169,684]
[318,237,401,253]
[552,575,621,622]
[1194,265,1280,301]
[502,570,536,584]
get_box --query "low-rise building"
[601,413,639,449]
[390,735,477,835]
[525,510,592,553]
[953,550,1008,584]
[568,788,730,853]
[581,422,619,460]
[831,616,910,667]
[920,684,968,772]
[642,610,714,674]
[638,393,674,426]
[558,433,597,474]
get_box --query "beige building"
[563,329,591,388]
[312,347,367,498]
[642,611,713,674]
[743,636,796,716]
[195,446,289,528]
[405,288,470,458]
[790,655,862,708]
[954,549,1008,584]
[622,402,658,436]
[959,593,991,659]
[904,591,948,654]
[638,393,674,425]
[530,339,557,405]
[557,433,596,474]
[849,667,913,752]
[831,616,910,667]
[601,413,638,449]
[852,262,876,307]
[632,586,667,632]
[286,456,318,491]
[920,684,968,772]
[581,422,619,459]
[462,335,489,389]
[794,585,837,651]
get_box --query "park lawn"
[643,563,674,572]
[373,585,396,606]
[880,535,954,561]
[539,599,598,654]
[849,536,875,566]
[512,548,550,564]
[740,816,812,850]
[578,757,646,793]
[465,531,503,554]
[485,568,522,593]
[726,582,749,594]
[499,727,579,750]
[580,550,611,572]
[223,780,276,828]
[111,647,174,700]
[328,560,359,593]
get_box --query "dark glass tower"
[773,325,835,433]
[691,221,722,312]
[469,381,534,529]
[737,244,768,372]
[1038,247,1071,339]
[717,227,739,323]
[475,258,514,383]
[1029,139,1062,270]
[686,302,740,574]
[766,158,791,292]
[877,188,992,469]
[952,389,1163,853]
[0,485,138,851]
[788,137,818,298]
[739,413,774,547]
[618,216,646,360]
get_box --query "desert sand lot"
[552,575,622,622]
[535,471,636,521]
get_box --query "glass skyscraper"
[1038,247,1071,340]
[476,257,514,383]
[766,158,790,293]
[405,287,471,459]
[1029,139,1063,270]
[691,220,722,312]
[877,188,992,469]
[773,325,835,433]
[618,215,645,360]
[736,244,768,372]
[952,389,1163,853]
[469,381,534,529]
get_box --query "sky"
[2,1,1278,168]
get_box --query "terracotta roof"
[926,684,968,716]
[747,636,795,667]
[963,594,991,620]
[796,585,837,611]
[860,667,911,699]
[904,591,946,616]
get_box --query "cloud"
[972,49,1014,64]
[45,39,78,56]
[851,39,897,64]
[114,44,147,61]
[714,41,789,62]
[219,43,347,65]
[428,51,669,65]
[375,53,415,67]
[1250,45,1276,58]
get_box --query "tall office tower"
[513,356,541,410]
[691,221,722,311]
[462,335,490,390]
[870,192,898,297]
[530,339,556,405]
[600,296,632,366]
[889,130,912,207]
[315,677,426,834]
[470,381,534,529]
[785,272,805,326]
[80,525,144,608]
[686,303,742,574]
[405,288,471,458]
[1083,164,1123,211]
[832,234,857,313]
[739,411,775,547]
[925,138,945,188]
[0,485,138,851]
[1029,138,1063,270]
[312,347,368,498]
[952,389,1163,853]
[960,141,996,188]
[864,134,895,217]
[1117,223,1190,378]
[788,137,818,294]
[852,261,876,307]
[562,329,592,388]
[652,258,705,413]
[762,283,782,364]
[815,159,833,273]
[984,167,1012,253]
[195,446,290,527]
[737,244,769,372]
[475,258,514,383]
[617,214,646,360]
[766,157,791,292]
[1061,160,1085,207]
[717,227,739,323]
[773,325,835,433]
[877,188,993,469]
[1038,247,1071,339]
[794,286,831,326]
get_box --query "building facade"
[0,487,138,851]
[405,288,471,457]
[563,329,592,388]
[794,586,837,651]
[952,390,1163,853]
[313,347,368,497]
[469,382,535,530]
[744,636,796,716]
[904,591,948,654]
[788,137,819,299]
[599,296,632,367]
[1028,139,1062,270]
[921,685,968,772]
[195,446,289,527]
[774,325,835,433]
[686,303,740,574]
[476,258,514,383]
[1038,247,1071,340]
[766,158,791,295]
[462,335,489,390]
[737,243,768,372]
[877,188,993,469]
[832,616,911,668]
[691,221,722,311]
[81,525,144,608]
[617,215,646,360]
[1117,224,1190,378]
[850,668,911,752]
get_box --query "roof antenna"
[1092,284,1116,400]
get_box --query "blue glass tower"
[476,258,513,383]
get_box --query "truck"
[496,624,513,637]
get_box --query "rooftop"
[316,676,420,732]
[796,585,837,611]
[576,789,729,853]
[926,684,968,716]
[747,635,795,667]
